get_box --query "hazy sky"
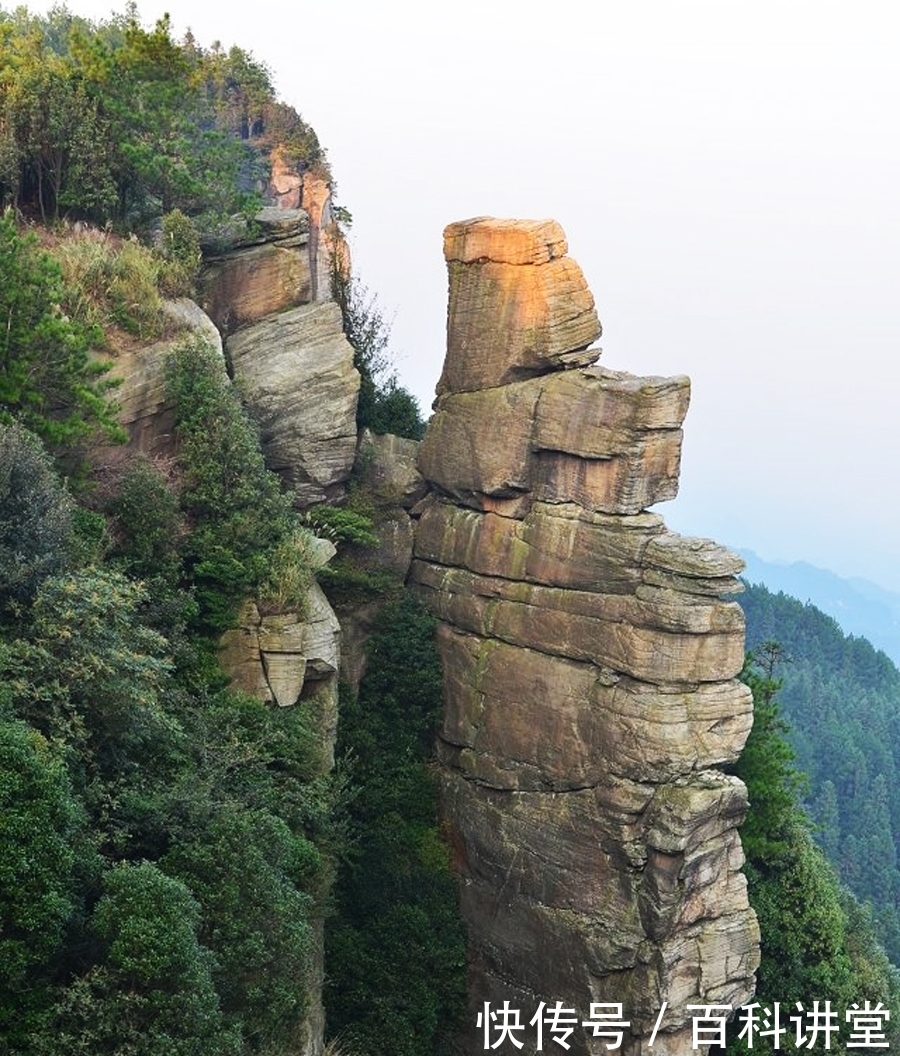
[28,1,900,589]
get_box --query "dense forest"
[0,3,325,228]
[726,642,899,1051]
[740,582,900,967]
[0,7,447,1055]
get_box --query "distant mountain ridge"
[738,549,900,666]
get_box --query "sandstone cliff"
[411,218,759,1055]
[102,177,357,1056]
[200,204,360,508]
[109,195,360,509]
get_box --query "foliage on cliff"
[726,644,899,1052]
[740,582,900,965]
[0,213,122,450]
[0,5,326,229]
[0,359,333,1053]
[325,596,467,1056]
[331,268,425,441]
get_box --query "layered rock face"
[107,197,359,508]
[411,218,759,1054]
[200,204,360,508]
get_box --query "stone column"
[411,217,759,1055]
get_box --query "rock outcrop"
[199,203,360,508]
[226,301,360,506]
[411,218,759,1054]
[104,298,224,458]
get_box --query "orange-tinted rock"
[443,216,568,265]
[269,147,303,209]
[200,241,312,335]
[437,217,601,395]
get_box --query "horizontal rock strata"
[413,217,759,1055]
[438,218,602,395]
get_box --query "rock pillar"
[411,217,759,1054]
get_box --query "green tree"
[0,421,74,611]
[163,809,318,1051]
[331,269,424,440]
[165,335,295,633]
[727,645,900,1052]
[71,13,255,224]
[0,212,121,448]
[734,642,805,862]
[2,51,115,220]
[6,568,173,796]
[38,862,237,1056]
[0,719,88,1046]
[740,581,900,963]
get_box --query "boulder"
[437,217,601,395]
[226,301,360,507]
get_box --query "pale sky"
[25,0,900,589]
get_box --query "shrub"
[0,212,122,447]
[257,528,316,615]
[105,454,184,588]
[301,504,378,548]
[39,863,236,1056]
[157,209,202,298]
[165,335,297,633]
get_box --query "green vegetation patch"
[326,595,467,1056]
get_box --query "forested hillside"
[726,645,899,1052]
[0,4,325,228]
[5,5,899,1053]
[0,8,449,1055]
[740,581,900,964]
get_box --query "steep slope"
[740,581,900,964]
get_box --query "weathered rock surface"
[438,217,601,395]
[412,217,758,1054]
[105,298,223,457]
[226,301,360,507]
[219,582,340,712]
[194,189,360,509]
[420,367,689,516]
[356,429,428,509]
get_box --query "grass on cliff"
[36,221,201,353]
